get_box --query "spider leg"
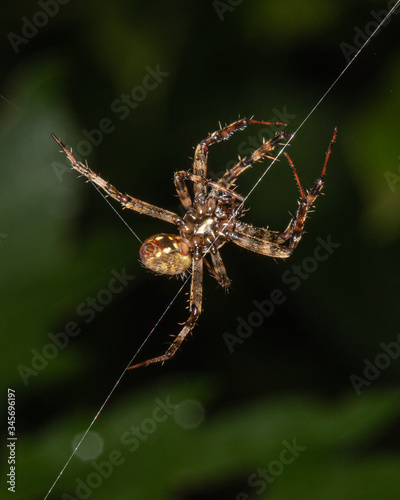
[229,128,337,257]
[52,134,179,225]
[128,257,203,369]
[174,171,244,209]
[193,118,287,198]
[229,221,292,258]
[174,171,193,210]
[279,128,337,252]
[203,257,222,284]
[217,131,291,191]
[208,247,231,288]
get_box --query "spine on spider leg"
[51,134,179,225]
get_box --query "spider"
[52,118,336,369]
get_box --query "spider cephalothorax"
[141,186,243,278]
[52,118,336,369]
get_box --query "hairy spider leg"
[280,127,337,251]
[174,170,193,210]
[174,171,244,211]
[128,257,203,369]
[51,134,179,225]
[228,128,337,258]
[209,247,231,288]
[229,222,293,258]
[216,131,292,191]
[192,118,287,198]
[202,255,228,286]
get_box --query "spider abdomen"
[139,234,192,275]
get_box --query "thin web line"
[86,169,143,244]
[43,277,189,500]
[0,94,20,111]
[44,2,400,498]
[240,0,400,208]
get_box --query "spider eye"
[139,234,192,275]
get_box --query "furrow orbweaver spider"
[52,118,336,369]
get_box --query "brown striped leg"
[174,171,244,209]
[229,221,292,258]
[128,257,203,369]
[52,134,179,225]
[174,171,193,210]
[208,247,231,288]
[229,128,337,258]
[193,118,287,197]
[280,128,337,251]
[217,131,291,190]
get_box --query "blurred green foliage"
[1,1,400,499]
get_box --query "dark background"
[1,1,400,499]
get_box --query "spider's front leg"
[128,257,203,369]
[174,171,244,211]
[217,131,291,191]
[52,135,179,225]
[193,118,287,197]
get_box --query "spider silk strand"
[240,0,400,208]
[43,277,189,500]
[89,177,143,244]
